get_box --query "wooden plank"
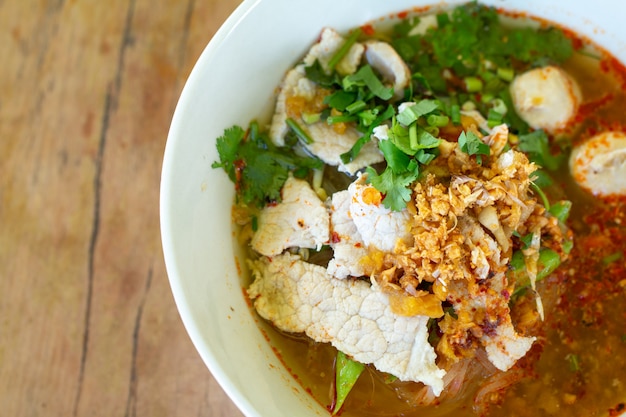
[0,0,244,415]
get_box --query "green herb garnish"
[458,130,490,164]
[212,123,323,207]
[332,351,365,414]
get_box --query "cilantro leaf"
[212,126,245,181]
[517,130,565,171]
[305,59,340,87]
[213,124,322,207]
[241,152,289,204]
[387,119,412,155]
[412,127,440,150]
[366,166,419,211]
[458,130,490,164]
[378,139,410,173]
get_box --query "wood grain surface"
[0,0,245,415]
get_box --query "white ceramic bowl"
[160,1,626,416]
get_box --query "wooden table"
[0,0,245,415]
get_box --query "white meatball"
[569,131,626,197]
[510,66,582,132]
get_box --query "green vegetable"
[464,76,484,92]
[548,200,572,223]
[212,124,323,207]
[566,353,581,372]
[328,28,362,71]
[603,251,624,265]
[530,182,550,210]
[340,105,395,163]
[366,165,419,212]
[342,65,394,101]
[531,169,554,188]
[324,90,357,111]
[510,247,562,291]
[497,67,515,82]
[304,59,339,88]
[332,351,365,414]
[397,99,439,126]
[286,117,314,144]
[427,114,449,127]
[458,130,490,164]
[518,130,565,171]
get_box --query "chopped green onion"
[464,76,483,92]
[562,239,574,254]
[548,200,572,223]
[531,182,550,210]
[341,105,395,163]
[423,125,439,137]
[479,70,496,82]
[603,251,624,265]
[286,117,314,144]
[346,100,367,114]
[427,114,450,127]
[566,353,581,372]
[332,351,365,414]
[328,28,362,71]
[302,112,321,124]
[497,67,515,82]
[327,114,358,124]
[481,93,495,104]
[487,109,504,128]
[450,104,461,124]
[490,98,508,115]
[357,109,378,126]
[409,123,419,151]
[510,247,562,290]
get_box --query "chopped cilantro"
[518,130,565,170]
[378,139,411,173]
[304,59,340,88]
[458,130,490,164]
[212,123,323,207]
[212,126,245,182]
[366,166,419,212]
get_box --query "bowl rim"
[160,1,262,415]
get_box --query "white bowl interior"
[160,1,626,416]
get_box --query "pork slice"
[248,253,446,395]
[348,178,413,252]
[327,190,368,279]
[251,176,329,256]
